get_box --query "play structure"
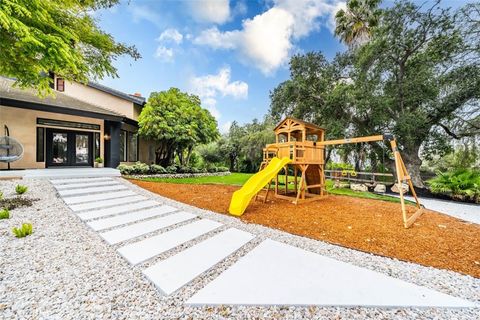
[229,117,423,228]
[0,125,24,169]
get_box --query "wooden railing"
[263,142,324,164]
[325,170,394,185]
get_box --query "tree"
[0,0,140,94]
[138,88,219,167]
[334,0,382,47]
[271,1,480,187]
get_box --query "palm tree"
[334,0,382,47]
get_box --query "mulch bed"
[130,180,480,278]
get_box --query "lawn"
[134,173,410,204]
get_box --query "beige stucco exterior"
[0,105,104,169]
[62,81,139,120]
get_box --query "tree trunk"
[400,146,425,188]
[185,146,193,166]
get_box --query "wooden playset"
[229,117,424,228]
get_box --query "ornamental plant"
[12,223,33,238]
[15,185,28,195]
[0,208,9,219]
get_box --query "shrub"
[0,208,9,219]
[166,165,178,174]
[427,169,480,203]
[95,157,103,163]
[132,162,149,174]
[207,166,218,173]
[12,223,33,238]
[217,166,229,172]
[15,185,28,195]
[149,164,166,174]
[117,164,133,175]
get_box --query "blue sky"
[94,0,470,133]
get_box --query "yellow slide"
[229,157,292,216]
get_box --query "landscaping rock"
[350,183,368,192]
[374,184,387,193]
[129,171,231,179]
[391,183,409,194]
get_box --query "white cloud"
[193,0,345,74]
[157,28,183,44]
[190,67,248,119]
[193,27,239,49]
[155,29,184,62]
[130,5,162,27]
[155,46,174,62]
[189,0,231,24]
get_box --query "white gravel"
[0,178,479,320]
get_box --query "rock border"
[126,172,231,179]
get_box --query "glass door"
[46,129,93,167]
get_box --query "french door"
[46,129,93,167]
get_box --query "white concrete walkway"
[1,168,120,179]
[51,177,477,308]
[391,194,480,224]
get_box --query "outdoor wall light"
[104,134,110,141]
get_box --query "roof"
[0,77,124,120]
[87,81,146,105]
[274,116,325,132]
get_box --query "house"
[0,75,157,169]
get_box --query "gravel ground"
[0,178,478,320]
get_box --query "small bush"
[95,157,103,163]
[166,165,178,174]
[207,166,218,173]
[132,162,149,174]
[15,185,28,195]
[149,164,166,174]
[117,164,133,175]
[217,166,229,172]
[0,208,9,219]
[427,169,480,202]
[12,223,33,238]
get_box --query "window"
[36,127,45,162]
[119,130,127,162]
[128,132,138,162]
[56,78,65,92]
[94,132,100,159]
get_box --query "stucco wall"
[0,105,104,169]
[61,80,137,120]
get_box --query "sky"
[94,0,470,133]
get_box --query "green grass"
[138,173,254,186]
[136,173,412,204]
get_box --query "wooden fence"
[325,170,395,186]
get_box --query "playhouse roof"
[273,117,325,133]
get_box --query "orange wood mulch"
[131,180,480,278]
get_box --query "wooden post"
[284,165,288,195]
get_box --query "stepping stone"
[118,219,222,265]
[70,195,146,213]
[50,177,113,185]
[100,211,197,245]
[87,205,178,231]
[187,239,477,308]
[63,190,137,205]
[76,199,157,220]
[55,180,119,190]
[144,228,255,295]
[59,185,127,197]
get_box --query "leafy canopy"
[0,0,139,94]
[270,1,480,186]
[138,88,219,166]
